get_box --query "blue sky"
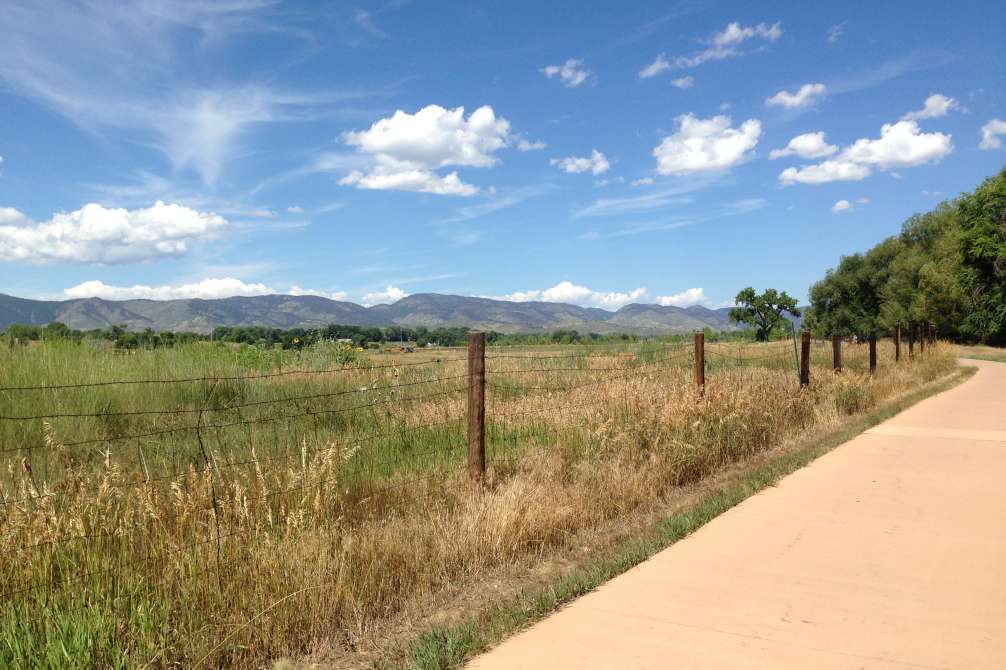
[1,0,1004,309]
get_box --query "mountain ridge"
[0,292,738,335]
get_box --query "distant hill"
[0,292,742,335]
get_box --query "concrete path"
[469,360,1006,670]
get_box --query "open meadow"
[0,337,958,668]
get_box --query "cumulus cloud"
[542,59,591,88]
[0,201,228,264]
[778,120,952,185]
[288,286,349,301]
[779,160,871,185]
[516,137,546,151]
[653,114,761,175]
[668,21,782,70]
[901,94,959,121]
[362,285,408,305]
[339,105,510,196]
[500,281,646,310]
[639,54,670,79]
[631,177,654,187]
[842,120,952,168]
[656,288,709,307]
[765,83,827,109]
[286,205,304,213]
[61,278,349,301]
[831,200,853,213]
[980,119,1006,150]
[63,278,273,300]
[551,149,610,175]
[768,131,838,159]
[671,76,695,90]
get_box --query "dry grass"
[0,339,957,668]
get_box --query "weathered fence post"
[800,331,811,387]
[908,324,915,359]
[895,325,901,362]
[467,331,486,482]
[694,331,705,390]
[869,334,877,374]
[832,335,842,373]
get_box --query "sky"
[1,0,1004,310]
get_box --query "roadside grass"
[956,343,1006,363]
[396,364,976,670]
[0,339,958,667]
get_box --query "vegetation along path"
[468,359,1006,669]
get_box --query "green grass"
[395,365,977,670]
[956,343,1006,363]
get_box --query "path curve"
[469,360,1006,669]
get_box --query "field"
[955,343,1006,363]
[0,337,958,668]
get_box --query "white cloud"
[653,114,761,175]
[500,281,646,310]
[354,9,386,39]
[856,197,870,204]
[551,149,610,175]
[765,83,827,109]
[639,54,670,79]
[671,76,695,90]
[60,278,350,301]
[979,119,1006,150]
[656,287,709,307]
[842,120,952,168]
[712,21,782,46]
[289,286,349,301]
[827,23,845,43]
[768,131,838,159]
[362,285,408,305]
[339,168,477,196]
[286,205,304,213]
[901,94,959,121]
[779,160,871,185]
[0,201,228,264]
[669,21,782,69]
[516,137,547,151]
[631,177,654,187]
[831,199,853,213]
[779,120,952,185]
[542,59,591,88]
[339,105,511,196]
[63,278,273,301]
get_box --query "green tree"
[728,287,801,341]
[956,169,1006,343]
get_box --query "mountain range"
[0,292,741,335]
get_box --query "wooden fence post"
[908,324,915,359]
[832,335,842,373]
[895,325,901,362]
[869,334,877,374]
[467,331,485,482]
[694,331,705,390]
[800,331,811,387]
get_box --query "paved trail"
[469,360,1006,670]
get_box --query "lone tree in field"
[729,287,801,341]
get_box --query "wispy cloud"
[0,2,380,186]
[436,185,553,224]
[827,50,956,95]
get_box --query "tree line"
[805,167,1006,344]
[3,322,675,350]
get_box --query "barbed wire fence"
[0,325,940,664]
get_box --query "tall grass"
[0,338,957,667]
